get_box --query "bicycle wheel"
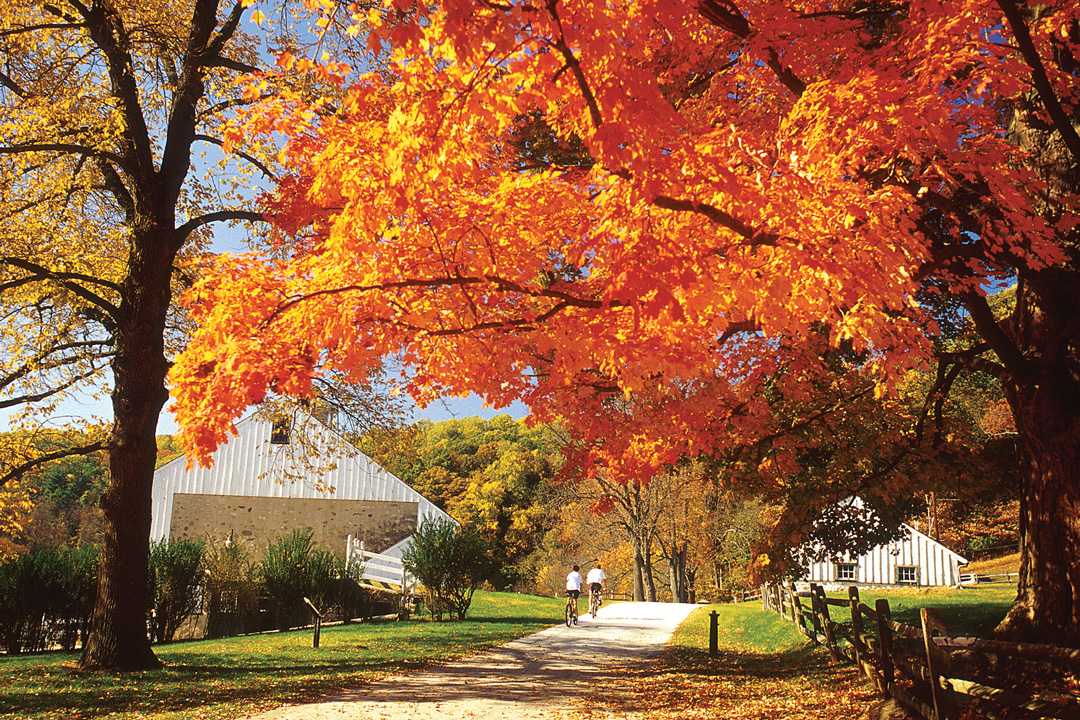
[590,595,599,618]
[565,602,573,627]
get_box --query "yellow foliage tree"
[0,0,385,670]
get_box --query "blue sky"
[0,390,530,436]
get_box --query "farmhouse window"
[837,562,857,581]
[897,565,918,584]
[270,416,291,444]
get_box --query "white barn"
[803,520,968,589]
[151,411,454,573]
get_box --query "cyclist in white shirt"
[565,565,584,624]
[586,563,607,611]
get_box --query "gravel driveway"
[240,601,699,720]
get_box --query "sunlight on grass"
[0,590,563,720]
[833,585,1015,636]
[672,602,806,655]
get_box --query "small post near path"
[303,597,323,649]
[709,610,719,657]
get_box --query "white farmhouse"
[800,499,968,589]
[151,411,454,579]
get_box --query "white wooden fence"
[345,536,415,592]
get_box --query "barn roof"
[151,411,453,542]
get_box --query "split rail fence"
[761,582,1080,720]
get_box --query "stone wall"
[169,493,418,557]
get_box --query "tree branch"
[0,142,126,168]
[996,0,1080,164]
[0,440,107,489]
[545,0,604,130]
[653,194,781,246]
[696,0,806,97]
[206,0,247,57]
[193,134,278,181]
[0,362,111,410]
[80,0,157,181]
[961,290,1034,384]
[173,209,266,250]
[202,55,262,74]
[0,69,27,97]
[0,257,122,323]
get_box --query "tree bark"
[994,270,1080,646]
[643,540,657,602]
[632,536,645,602]
[669,541,687,603]
[80,229,175,670]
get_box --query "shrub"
[259,528,340,630]
[148,538,205,643]
[334,555,373,623]
[0,544,99,653]
[202,538,259,638]
[54,544,99,650]
[402,518,490,621]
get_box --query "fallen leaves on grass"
[597,647,877,720]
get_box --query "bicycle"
[588,591,602,618]
[565,594,578,627]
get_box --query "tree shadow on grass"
[0,657,432,719]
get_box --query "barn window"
[837,562,857,581]
[270,416,291,444]
[897,565,918,584]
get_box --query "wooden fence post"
[808,583,823,645]
[303,597,323,649]
[813,584,841,661]
[848,586,863,670]
[876,598,894,691]
[790,581,808,637]
[922,607,956,720]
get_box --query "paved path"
[241,602,699,720]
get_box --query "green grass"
[827,585,1016,637]
[0,590,563,720]
[673,600,808,654]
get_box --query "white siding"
[151,413,453,542]
[806,523,967,587]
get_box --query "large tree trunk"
[81,232,174,670]
[995,270,1080,646]
[999,365,1080,644]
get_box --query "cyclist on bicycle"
[565,564,584,625]
[586,563,607,612]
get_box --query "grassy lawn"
[0,590,563,720]
[610,586,1016,720]
[829,584,1016,637]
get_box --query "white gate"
[345,535,415,592]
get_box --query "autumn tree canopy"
[172,0,1080,643]
[0,0,394,670]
